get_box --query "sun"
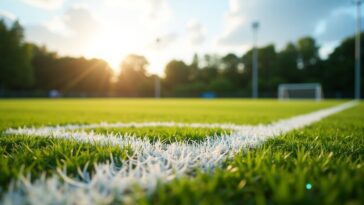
[87,35,167,76]
[83,20,168,76]
[86,35,130,73]
[84,23,142,73]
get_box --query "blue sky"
[0,0,363,74]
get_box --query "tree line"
[0,19,363,98]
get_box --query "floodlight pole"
[252,22,259,98]
[354,0,362,99]
[155,37,161,98]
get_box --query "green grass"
[0,99,342,130]
[83,127,231,142]
[0,136,132,187]
[0,99,362,204]
[0,127,228,187]
[143,102,364,205]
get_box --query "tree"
[198,54,220,83]
[277,43,301,83]
[296,37,322,82]
[164,60,190,89]
[31,44,112,95]
[297,37,319,69]
[257,45,279,94]
[0,20,33,90]
[241,45,280,95]
[189,53,200,82]
[209,78,233,93]
[324,33,364,98]
[117,54,151,96]
[221,53,242,89]
[30,44,58,91]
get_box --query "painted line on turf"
[2,101,358,205]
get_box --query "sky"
[0,0,363,75]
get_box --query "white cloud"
[147,0,172,20]
[22,0,64,10]
[217,12,246,46]
[63,7,100,35]
[314,20,327,37]
[319,41,339,59]
[26,7,100,56]
[315,10,362,43]
[22,0,182,74]
[186,20,207,45]
[44,16,71,37]
[90,0,179,73]
[98,0,177,49]
[315,9,363,58]
[229,0,241,15]
[0,10,17,21]
[105,0,173,27]
[217,0,348,48]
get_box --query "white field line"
[1,101,358,205]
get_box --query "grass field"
[0,99,342,129]
[0,99,363,205]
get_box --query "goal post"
[278,83,323,101]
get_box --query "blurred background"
[0,0,363,98]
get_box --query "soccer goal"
[278,83,323,101]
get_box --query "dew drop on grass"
[306,183,312,190]
[238,180,246,189]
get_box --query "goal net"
[278,83,323,101]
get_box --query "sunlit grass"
[0,99,343,130]
[83,127,231,142]
[144,103,364,205]
[0,136,132,187]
